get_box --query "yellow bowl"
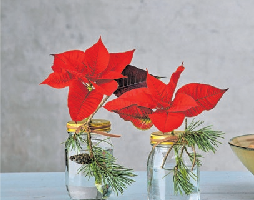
[229,134,254,175]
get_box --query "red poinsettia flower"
[104,65,228,132]
[105,87,155,130]
[41,37,135,121]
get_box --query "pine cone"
[69,153,92,164]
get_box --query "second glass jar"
[147,131,200,200]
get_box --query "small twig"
[191,145,196,171]
[87,132,94,158]
[185,118,188,130]
[184,146,196,171]
[86,95,110,125]
[75,95,110,158]
[180,145,185,157]
[161,141,176,168]
[75,95,110,134]
[183,146,191,157]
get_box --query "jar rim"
[67,119,111,133]
[150,130,184,145]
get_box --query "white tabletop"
[1,171,254,200]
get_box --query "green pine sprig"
[163,119,225,195]
[65,133,136,195]
[79,144,136,195]
[64,133,83,152]
[184,120,224,153]
[173,146,196,195]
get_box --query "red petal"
[104,88,157,111]
[68,81,103,121]
[176,83,228,117]
[117,104,153,118]
[52,50,87,74]
[40,72,72,88]
[93,79,118,96]
[84,37,110,77]
[117,105,153,130]
[104,97,134,112]
[147,73,170,108]
[120,113,153,130]
[121,88,157,109]
[98,71,127,80]
[168,93,198,112]
[73,72,90,84]
[149,110,185,133]
[51,63,62,73]
[162,65,185,103]
[99,50,135,79]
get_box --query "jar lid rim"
[67,119,111,132]
[150,130,184,145]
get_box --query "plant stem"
[180,145,185,157]
[87,132,94,158]
[161,141,176,169]
[191,145,196,171]
[86,95,110,124]
[75,95,110,158]
[183,146,191,157]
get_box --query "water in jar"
[65,134,113,200]
[147,145,200,200]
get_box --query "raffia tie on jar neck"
[150,130,186,149]
[66,119,121,138]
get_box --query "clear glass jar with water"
[147,131,200,200]
[65,119,113,200]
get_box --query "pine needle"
[65,133,136,195]
[164,119,225,195]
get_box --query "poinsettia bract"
[114,65,165,97]
[104,65,227,132]
[116,105,153,130]
[68,81,103,122]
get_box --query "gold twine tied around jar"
[67,119,121,138]
[150,133,179,148]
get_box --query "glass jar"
[65,119,113,200]
[147,131,200,200]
